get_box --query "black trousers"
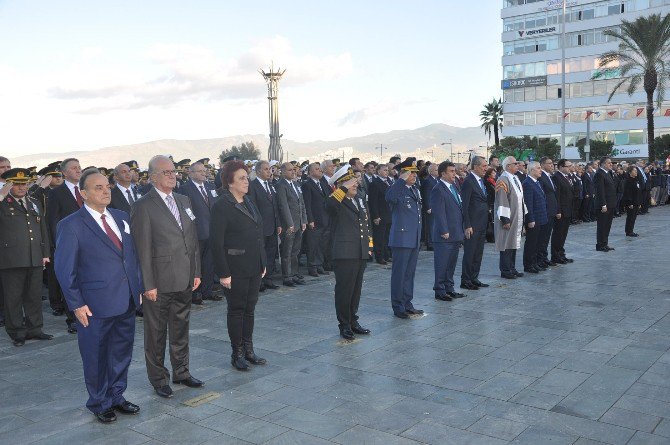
[197,239,215,298]
[572,198,581,221]
[537,218,554,264]
[580,197,592,221]
[225,274,261,349]
[321,228,333,269]
[0,275,4,321]
[334,259,366,330]
[641,189,650,213]
[523,224,542,269]
[143,288,192,388]
[0,267,44,340]
[461,227,486,284]
[49,256,76,327]
[499,249,517,274]
[372,223,391,262]
[625,206,638,235]
[596,208,614,248]
[263,233,278,283]
[305,226,325,268]
[280,228,303,278]
[551,216,570,261]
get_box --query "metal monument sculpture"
[260,64,286,162]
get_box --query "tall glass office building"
[501,0,670,159]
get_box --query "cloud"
[338,99,434,127]
[48,36,353,113]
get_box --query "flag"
[622,109,630,118]
[594,111,601,117]
[563,112,570,118]
[607,111,617,117]
[585,111,594,119]
[664,109,670,117]
[636,107,644,117]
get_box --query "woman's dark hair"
[220,160,248,188]
[484,167,495,179]
[627,165,637,175]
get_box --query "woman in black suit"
[210,160,267,371]
[484,167,497,243]
[622,165,641,237]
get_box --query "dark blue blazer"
[301,178,329,228]
[55,207,143,318]
[420,175,438,212]
[538,171,558,217]
[460,173,489,232]
[385,178,422,248]
[175,180,215,240]
[522,177,548,225]
[582,172,595,197]
[368,176,392,223]
[430,180,464,243]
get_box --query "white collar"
[440,178,455,188]
[529,176,539,183]
[65,180,78,191]
[116,183,131,194]
[84,203,110,220]
[154,187,173,201]
[191,178,204,187]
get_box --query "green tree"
[218,141,261,163]
[495,136,560,161]
[480,98,503,147]
[576,139,614,160]
[597,13,670,162]
[652,133,670,160]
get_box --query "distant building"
[501,0,670,159]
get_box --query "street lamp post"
[441,140,453,162]
[376,144,387,163]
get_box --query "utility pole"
[560,0,567,159]
[441,140,453,162]
[376,144,387,163]
[585,111,591,162]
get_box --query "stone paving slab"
[1,206,669,444]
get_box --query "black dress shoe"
[12,338,25,347]
[460,282,479,290]
[626,233,639,237]
[352,324,371,335]
[95,409,117,423]
[52,309,64,316]
[472,280,489,288]
[0,318,4,327]
[259,284,266,292]
[605,246,615,251]
[113,401,140,415]
[447,292,466,299]
[524,267,539,274]
[406,308,424,315]
[552,258,567,264]
[292,277,306,285]
[192,296,204,305]
[514,271,524,277]
[155,385,173,398]
[435,294,453,301]
[394,312,410,319]
[317,268,330,275]
[295,274,304,280]
[537,264,547,271]
[547,261,558,266]
[596,246,609,252]
[173,376,204,388]
[135,309,143,317]
[264,281,279,289]
[308,269,319,277]
[376,260,388,265]
[501,273,517,279]
[203,294,223,301]
[28,332,54,340]
[340,329,355,340]
[67,324,77,334]
[283,280,296,287]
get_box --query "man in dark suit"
[581,163,595,222]
[368,164,393,264]
[538,157,559,268]
[326,166,372,340]
[460,156,490,290]
[131,155,204,398]
[47,158,83,333]
[551,159,574,264]
[515,162,528,182]
[636,160,651,213]
[431,161,466,302]
[595,157,617,251]
[0,156,11,328]
[420,163,438,251]
[276,162,307,287]
[109,162,139,215]
[175,160,220,303]
[0,168,53,346]
[55,170,143,423]
[248,161,281,290]
[522,162,548,273]
[386,159,423,318]
[302,162,330,277]
[570,165,583,224]
[320,160,336,270]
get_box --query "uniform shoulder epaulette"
[330,188,345,202]
[495,180,509,193]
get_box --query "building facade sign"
[502,75,548,90]
[517,25,559,38]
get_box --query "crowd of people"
[0,151,666,424]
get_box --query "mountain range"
[11,123,490,169]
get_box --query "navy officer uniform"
[385,159,423,318]
[326,166,372,340]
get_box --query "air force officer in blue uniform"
[386,159,423,318]
[55,169,143,424]
[431,161,466,301]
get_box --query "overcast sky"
[0,0,502,156]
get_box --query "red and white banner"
[636,108,644,117]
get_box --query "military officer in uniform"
[326,165,372,340]
[0,168,53,346]
[386,159,424,319]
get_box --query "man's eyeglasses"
[160,170,177,176]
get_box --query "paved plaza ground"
[1,206,670,444]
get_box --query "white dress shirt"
[65,180,79,201]
[84,204,122,240]
[116,183,134,204]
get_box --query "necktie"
[292,182,299,197]
[17,198,27,212]
[199,185,209,204]
[126,189,134,204]
[449,185,461,206]
[100,214,122,250]
[165,195,182,229]
[74,185,84,207]
[513,176,522,192]
[264,181,271,197]
[387,178,392,186]
[316,180,323,194]
[479,178,487,196]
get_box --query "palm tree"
[480,98,503,148]
[598,13,670,162]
